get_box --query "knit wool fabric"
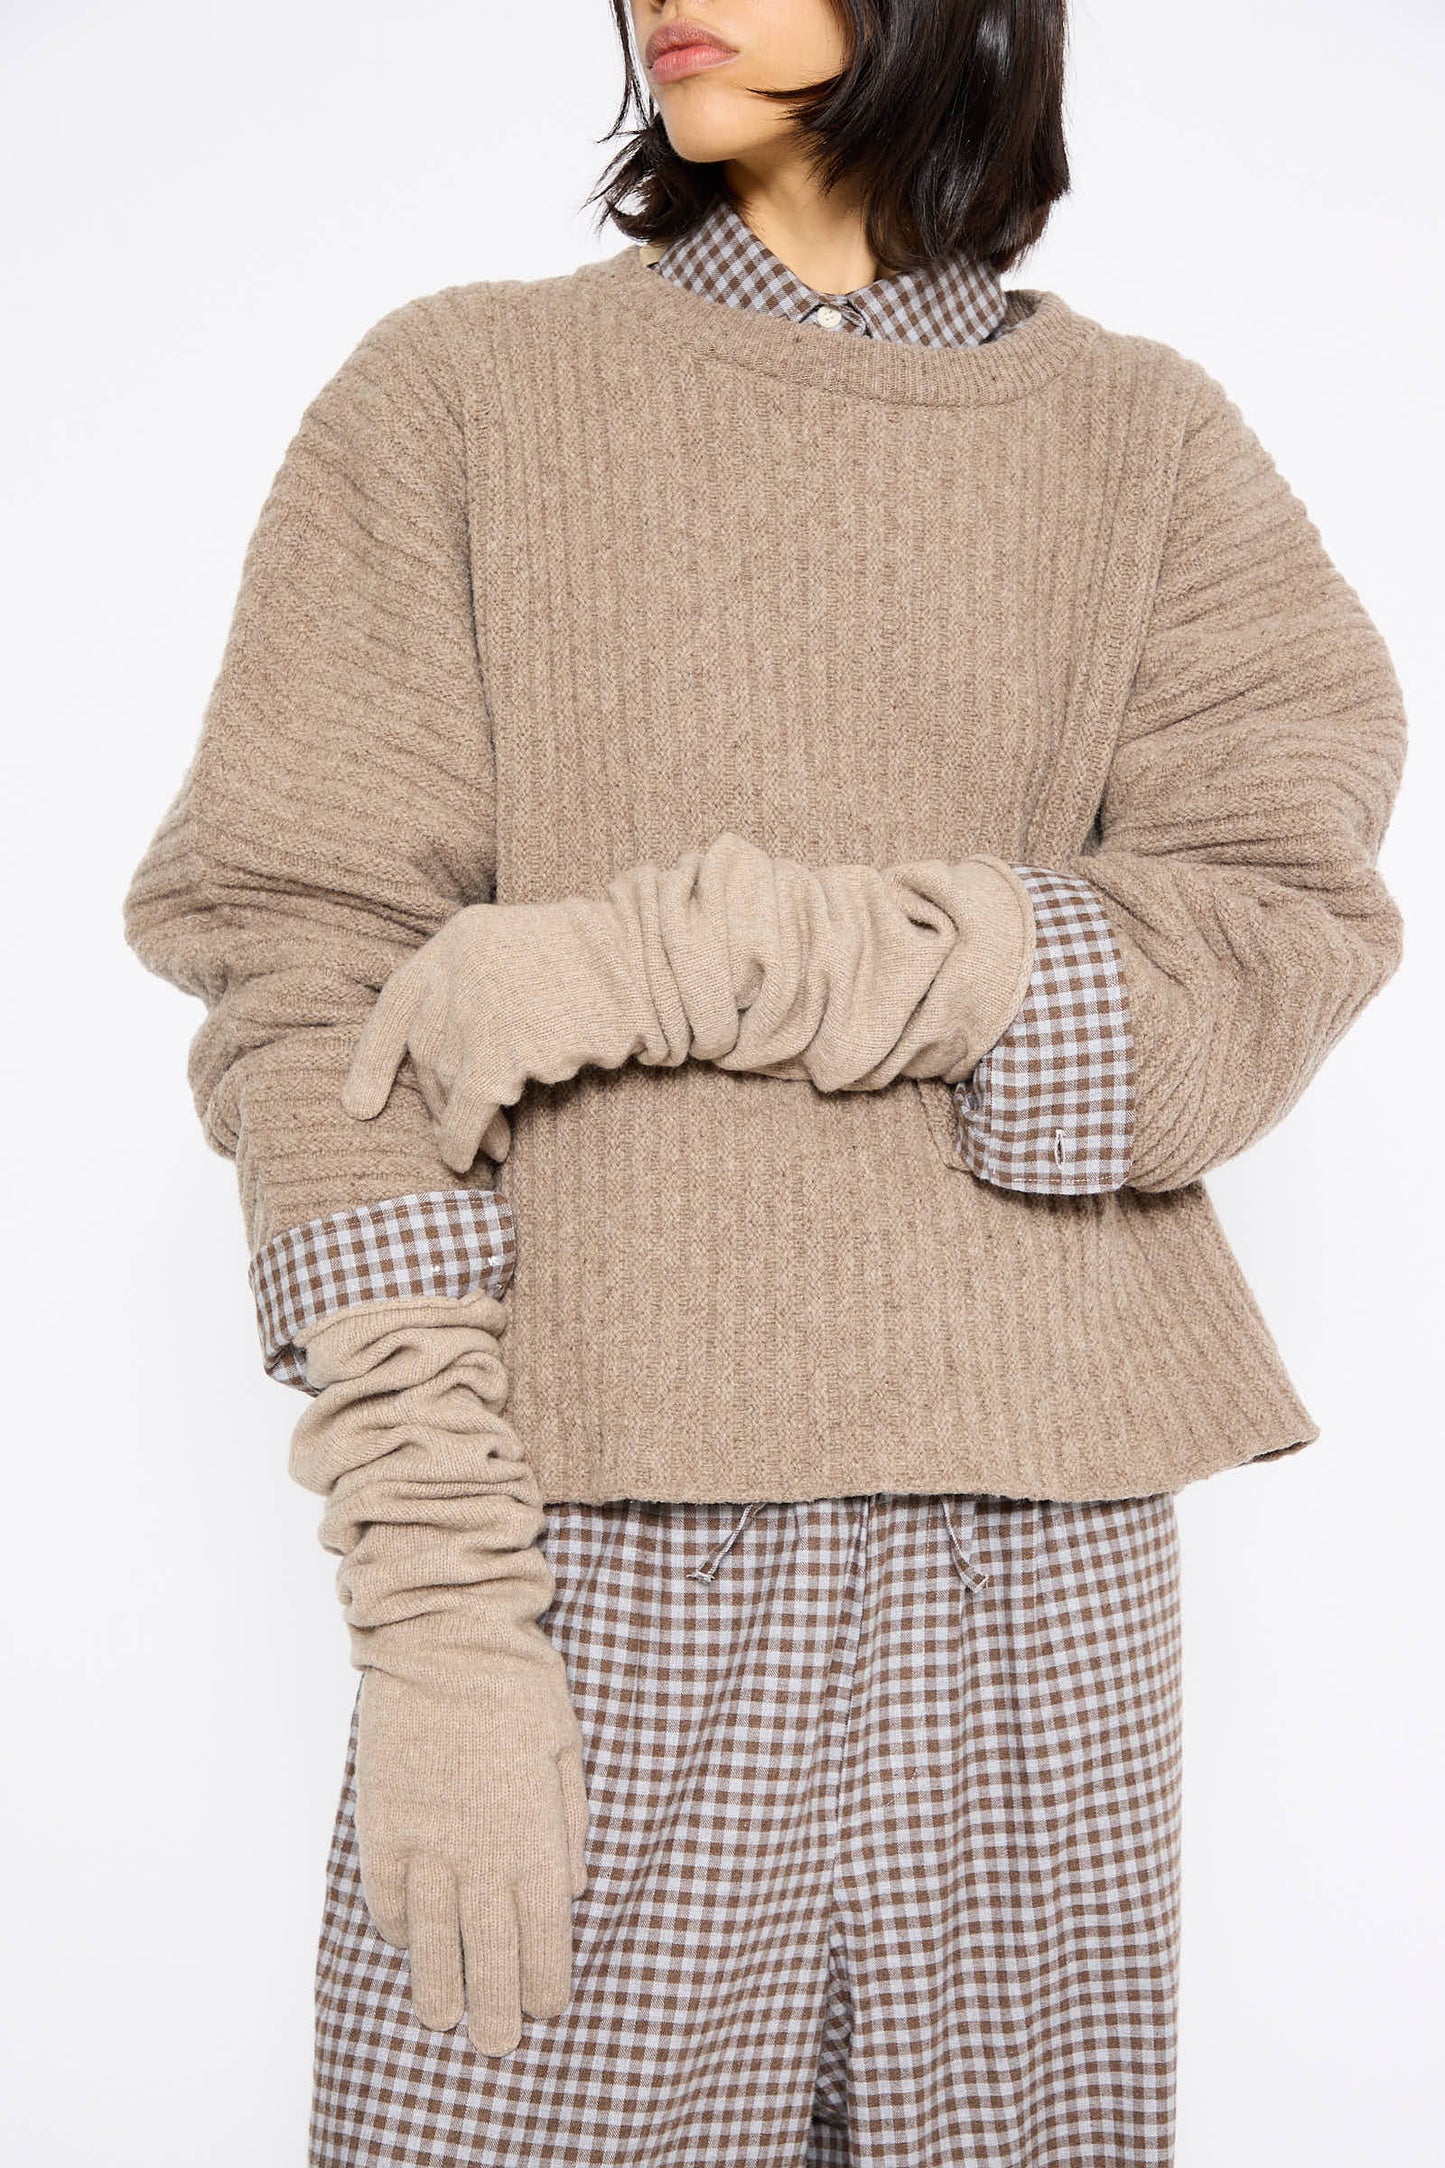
[124,243,1407,1504]
[644,194,1138,1194]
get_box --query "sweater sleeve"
[955,363,1406,1196]
[122,293,511,1356]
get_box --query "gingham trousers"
[312,1488,1184,2166]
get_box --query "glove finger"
[436,1080,504,1175]
[404,1854,465,2032]
[557,1742,590,1897]
[461,1882,524,2057]
[342,976,418,1120]
[359,1846,409,1949]
[414,1058,449,1128]
[514,1840,577,2022]
[480,1105,512,1164]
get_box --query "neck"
[721,160,877,295]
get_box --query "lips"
[645,19,738,82]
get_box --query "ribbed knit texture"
[124,243,1407,1503]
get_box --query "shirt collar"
[643,191,1007,350]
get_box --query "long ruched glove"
[341,829,1034,1172]
[290,1292,588,2054]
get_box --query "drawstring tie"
[684,1500,768,1582]
[683,1496,990,1593]
[941,1494,990,1592]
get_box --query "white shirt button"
[814,305,843,329]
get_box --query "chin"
[657,97,773,169]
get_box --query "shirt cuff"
[249,1187,518,1390]
[952,867,1134,1194]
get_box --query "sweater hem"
[530,1416,1323,1509]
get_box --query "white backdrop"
[2,2,1439,2162]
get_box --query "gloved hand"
[341,829,1034,1173]
[351,1645,587,2053]
[341,883,677,1170]
[290,1291,588,2053]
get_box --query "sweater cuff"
[249,1187,517,1390]
[952,867,1135,1193]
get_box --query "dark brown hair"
[585,1,1070,277]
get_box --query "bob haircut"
[587,0,1070,278]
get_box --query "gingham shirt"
[250,1191,518,1387]
[640,188,1011,348]
[250,201,1134,1388]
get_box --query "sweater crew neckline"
[577,240,1101,408]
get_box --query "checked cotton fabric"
[249,1188,517,1389]
[954,867,1136,1192]
[642,186,1009,350]
[311,1487,1183,2167]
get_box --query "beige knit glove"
[290,1293,588,2054]
[342,829,1034,1173]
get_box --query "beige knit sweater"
[124,243,1407,1503]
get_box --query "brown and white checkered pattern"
[250,1188,516,1388]
[646,187,1009,349]
[311,1486,1182,2165]
[954,866,1136,1192]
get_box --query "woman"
[123,1,1407,2161]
